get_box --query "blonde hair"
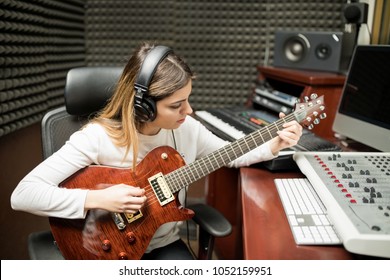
[92,42,195,170]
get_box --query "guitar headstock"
[293,94,326,130]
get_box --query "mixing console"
[293,151,390,258]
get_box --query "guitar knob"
[126,232,136,244]
[102,239,111,251]
[310,93,318,99]
[313,118,320,125]
[118,252,128,260]
[320,112,327,119]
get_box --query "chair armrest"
[28,231,64,260]
[188,203,232,237]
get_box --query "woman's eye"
[170,104,181,109]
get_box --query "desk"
[239,167,354,259]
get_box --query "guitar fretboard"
[165,111,302,192]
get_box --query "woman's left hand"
[269,112,303,155]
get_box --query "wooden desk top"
[257,66,346,86]
[239,167,354,260]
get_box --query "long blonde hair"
[93,42,195,169]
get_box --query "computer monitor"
[332,45,390,152]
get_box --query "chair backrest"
[41,67,123,159]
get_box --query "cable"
[172,129,197,258]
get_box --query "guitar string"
[144,98,322,205]
[143,109,309,206]
[142,110,303,205]
[124,101,322,220]
[166,112,299,193]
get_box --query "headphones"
[134,45,172,122]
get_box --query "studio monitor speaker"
[273,31,355,73]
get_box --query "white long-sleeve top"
[11,115,276,253]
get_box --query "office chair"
[28,67,232,260]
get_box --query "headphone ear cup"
[133,46,172,122]
[134,94,157,122]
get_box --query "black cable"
[172,129,197,258]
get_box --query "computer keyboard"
[274,178,342,245]
[296,130,342,152]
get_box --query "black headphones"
[134,45,172,122]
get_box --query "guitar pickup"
[124,210,143,223]
[148,172,174,206]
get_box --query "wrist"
[85,189,102,211]
[269,138,280,156]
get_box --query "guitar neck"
[165,111,300,193]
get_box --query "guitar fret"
[223,147,232,162]
[196,160,207,177]
[211,153,219,168]
[273,122,280,133]
[249,133,257,148]
[193,161,201,178]
[178,168,188,186]
[201,161,209,175]
[236,139,245,155]
[257,130,265,143]
[230,144,238,158]
[206,155,214,172]
[188,167,197,183]
[266,126,272,139]
[242,137,251,152]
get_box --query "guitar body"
[49,146,194,260]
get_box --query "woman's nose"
[183,101,193,115]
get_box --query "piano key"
[195,110,246,140]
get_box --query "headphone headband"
[134,45,172,94]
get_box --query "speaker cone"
[283,34,310,63]
[315,43,332,60]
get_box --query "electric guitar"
[49,94,326,259]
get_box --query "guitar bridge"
[111,212,126,230]
[148,172,174,206]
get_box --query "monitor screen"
[332,45,390,152]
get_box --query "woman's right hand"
[85,184,147,214]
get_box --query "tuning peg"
[307,124,314,130]
[313,118,320,125]
[320,112,327,119]
[319,105,325,111]
[310,93,318,99]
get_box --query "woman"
[11,42,302,259]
